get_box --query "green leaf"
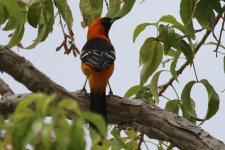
[114,0,135,18]
[181,81,197,117]
[159,26,175,54]
[205,0,222,14]
[36,94,56,116]
[106,0,121,17]
[41,124,52,149]
[111,129,127,149]
[181,98,197,123]
[80,0,103,25]
[124,85,142,98]
[0,0,25,24]
[0,4,8,25]
[139,37,156,66]
[58,99,81,115]
[2,17,17,31]
[179,40,194,63]
[7,24,24,48]
[27,1,42,28]
[68,118,85,150]
[26,0,54,49]
[180,0,196,39]
[54,0,73,28]
[181,80,220,121]
[166,100,180,115]
[200,79,220,120]
[126,141,139,150]
[0,115,5,128]
[81,111,107,138]
[194,0,215,30]
[148,71,164,104]
[165,100,180,114]
[26,24,48,49]
[159,15,186,33]
[140,41,163,85]
[42,0,54,32]
[170,51,181,82]
[166,49,177,57]
[15,94,43,112]
[133,23,151,43]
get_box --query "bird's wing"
[80,38,116,71]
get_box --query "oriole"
[80,17,120,120]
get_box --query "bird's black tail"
[90,91,107,120]
[90,91,106,145]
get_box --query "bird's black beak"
[110,17,121,24]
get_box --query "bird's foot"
[108,90,114,96]
[79,88,87,97]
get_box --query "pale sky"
[0,0,225,149]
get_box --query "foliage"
[0,94,107,149]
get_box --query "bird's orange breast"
[81,63,114,94]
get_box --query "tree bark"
[0,46,225,149]
[0,78,14,97]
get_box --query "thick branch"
[0,46,74,100]
[159,6,225,96]
[1,93,224,150]
[0,78,14,97]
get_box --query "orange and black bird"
[80,17,120,120]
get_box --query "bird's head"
[87,17,120,41]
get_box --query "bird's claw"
[108,90,113,96]
[79,88,87,97]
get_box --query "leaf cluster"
[0,94,107,150]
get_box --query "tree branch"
[0,78,14,97]
[0,92,224,150]
[159,6,225,96]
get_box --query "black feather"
[90,91,107,120]
[80,38,115,71]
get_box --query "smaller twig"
[175,28,204,41]
[161,95,171,101]
[171,84,180,100]
[214,13,225,57]
[144,140,158,146]
[212,30,219,42]
[221,88,225,93]
[104,0,109,9]
[0,78,14,97]
[153,37,163,42]
[143,141,150,150]
[59,14,67,38]
[154,28,204,43]
[192,62,199,82]
[138,133,144,150]
[215,50,225,55]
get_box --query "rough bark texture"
[0,78,14,97]
[0,93,224,150]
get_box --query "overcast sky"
[0,0,225,149]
